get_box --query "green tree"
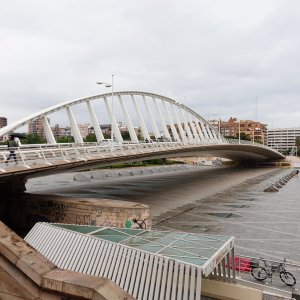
[103,132,110,139]
[241,132,251,141]
[24,134,47,144]
[57,136,75,143]
[282,149,291,156]
[121,130,131,140]
[84,134,97,142]
[296,137,300,156]
[234,132,251,141]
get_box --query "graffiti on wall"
[75,214,91,225]
[125,218,148,229]
[38,200,68,222]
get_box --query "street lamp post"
[97,75,114,146]
[238,119,241,144]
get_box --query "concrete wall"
[7,193,151,232]
[202,278,263,300]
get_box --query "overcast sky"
[1,0,300,129]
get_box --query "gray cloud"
[1,0,300,129]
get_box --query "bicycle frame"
[251,258,296,287]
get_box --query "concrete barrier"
[0,221,133,300]
[264,171,296,192]
[6,194,152,231]
[202,278,263,300]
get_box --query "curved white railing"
[0,139,285,173]
[226,138,283,156]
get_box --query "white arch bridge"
[0,91,284,193]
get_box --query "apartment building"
[28,117,47,137]
[0,117,7,128]
[0,117,8,141]
[209,117,267,144]
[266,127,300,154]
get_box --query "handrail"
[0,140,284,172]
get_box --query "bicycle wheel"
[251,267,267,281]
[279,271,296,286]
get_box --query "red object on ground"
[227,256,251,272]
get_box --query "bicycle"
[132,218,147,229]
[251,258,296,287]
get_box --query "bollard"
[264,184,279,192]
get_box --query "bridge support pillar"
[0,177,27,195]
[0,177,27,229]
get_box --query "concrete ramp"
[0,221,132,300]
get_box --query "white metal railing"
[0,140,213,170]
[226,138,285,156]
[227,138,269,148]
[0,139,283,172]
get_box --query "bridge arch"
[0,91,226,144]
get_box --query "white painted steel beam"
[187,113,200,141]
[200,121,209,139]
[66,106,83,143]
[86,100,104,142]
[210,126,218,142]
[195,120,205,141]
[131,95,150,141]
[205,124,213,140]
[181,108,194,141]
[118,95,138,142]
[171,103,187,142]
[42,116,56,144]
[103,97,123,142]
[152,97,171,141]
[142,95,160,140]
[162,101,180,141]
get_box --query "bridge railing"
[226,138,283,153]
[0,141,195,169]
[0,138,283,171]
[226,139,264,146]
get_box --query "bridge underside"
[0,144,284,195]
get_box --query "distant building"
[98,122,123,135]
[52,122,138,141]
[0,117,7,128]
[78,123,90,139]
[51,124,72,139]
[0,117,8,141]
[28,117,47,137]
[62,127,72,137]
[266,127,300,154]
[209,117,267,144]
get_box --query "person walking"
[5,135,18,164]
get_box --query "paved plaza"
[26,165,300,261]
[26,165,300,294]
